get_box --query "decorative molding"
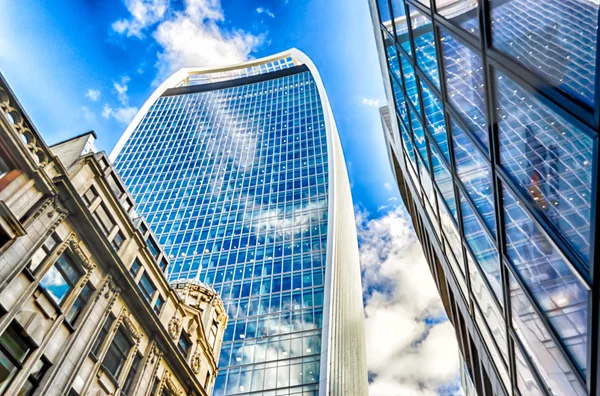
[160,372,184,396]
[148,341,163,366]
[120,311,142,341]
[69,240,96,271]
[47,196,69,219]
[95,275,112,302]
[168,315,182,340]
[190,353,202,375]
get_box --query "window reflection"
[431,144,456,220]
[437,0,480,36]
[401,52,421,113]
[452,119,496,237]
[440,31,488,150]
[409,6,440,88]
[420,81,448,162]
[514,343,545,396]
[390,0,411,54]
[503,186,588,373]
[460,192,502,302]
[386,37,402,83]
[377,0,392,25]
[496,71,592,263]
[400,119,416,167]
[490,0,598,105]
[390,74,409,126]
[509,272,587,395]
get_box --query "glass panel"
[431,144,456,220]
[40,265,71,304]
[440,30,489,150]
[400,52,421,113]
[496,71,592,263]
[391,74,409,126]
[386,39,402,83]
[391,0,411,54]
[510,272,587,395]
[410,107,428,169]
[490,0,598,106]
[377,0,392,23]
[420,81,448,162]
[0,350,17,395]
[437,0,480,36]
[452,119,496,237]
[399,119,416,167]
[460,192,502,302]
[514,342,545,396]
[409,6,440,88]
[503,186,589,372]
[474,306,510,389]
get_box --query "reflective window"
[440,31,488,150]
[391,0,412,54]
[410,107,428,172]
[409,6,440,88]
[452,119,496,237]
[437,0,480,36]
[460,192,502,303]
[400,118,416,167]
[474,305,510,389]
[40,254,81,305]
[514,343,544,396]
[503,185,589,373]
[420,81,448,162]
[439,192,467,294]
[390,74,409,126]
[431,144,456,220]
[386,39,402,83]
[400,52,421,113]
[377,0,392,24]
[496,71,592,263]
[509,272,588,394]
[490,0,598,106]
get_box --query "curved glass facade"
[114,66,329,396]
[373,0,599,394]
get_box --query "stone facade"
[0,74,226,395]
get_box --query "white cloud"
[84,89,101,101]
[112,0,168,38]
[384,182,392,191]
[102,104,138,124]
[362,97,380,107]
[357,206,462,395]
[112,0,263,82]
[114,76,130,105]
[256,7,275,18]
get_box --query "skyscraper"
[110,49,368,396]
[371,0,599,395]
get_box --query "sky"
[0,0,462,394]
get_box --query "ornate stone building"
[0,74,227,395]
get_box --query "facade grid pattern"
[114,70,328,396]
[373,0,600,395]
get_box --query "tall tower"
[110,49,368,396]
[371,0,598,395]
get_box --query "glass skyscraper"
[372,0,600,395]
[110,49,368,396]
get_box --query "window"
[39,253,82,305]
[122,353,143,395]
[146,237,160,258]
[138,273,156,304]
[19,357,50,396]
[177,332,192,358]
[0,324,32,394]
[66,281,94,325]
[102,326,133,379]
[91,315,115,357]
[129,259,141,278]
[111,230,125,251]
[83,187,98,205]
[106,174,124,198]
[159,257,168,273]
[153,295,164,315]
[0,155,10,179]
[29,233,61,272]
[209,320,218,349]
[92,204,115,236]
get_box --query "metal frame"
[374,0,600,394]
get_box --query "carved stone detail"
[69,240,96,271]
[168,315,182,340]
[190,353,202,375]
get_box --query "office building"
[0,74,226,395]
[110,49,368,396]
[371,0,599,395]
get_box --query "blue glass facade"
[374,0,600,395]
[113,66,328,396]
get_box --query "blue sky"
[0,0,397,217]
[0,0,461,394]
